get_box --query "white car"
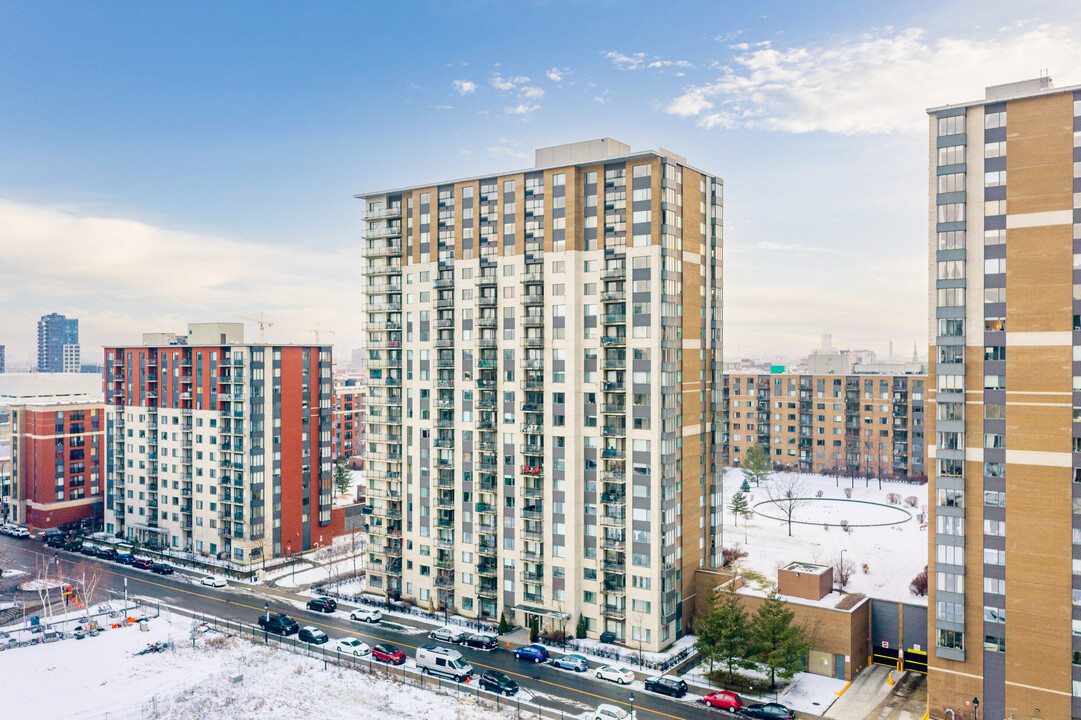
[594,704,632,720]
[8,526,29,538]
[200,575,227,588]
[334,637,371,656]
[350,608,382,623]
[595,665,636,685]
[429,626,469,643]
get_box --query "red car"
[372,643,406,665]
[702,690,743,712]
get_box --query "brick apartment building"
[331,380,363,462]
[724,372,926,480]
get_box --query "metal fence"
[193,612,581,720]
[561,639,695,673]
[2,598,159,647]
[313,586,502,634]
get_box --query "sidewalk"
[826,665,906,720]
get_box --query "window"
[632,164,651,178]
[937,629,964,651]
[937,173,965,193]
[938,145,965,166]
[937,260,965,280]
[938,115,965,136]
[984,141,1006,159]
[937,203,965,223]
[985,110,1006,129]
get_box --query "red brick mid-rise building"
[331,381,363,462]
[104,322,338,563]
[10,401,105,528]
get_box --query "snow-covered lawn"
[538,633,697,674]
[275,556,366,589]
[332,469,366,507]
[721,468,928,605]
[0,614,554,720]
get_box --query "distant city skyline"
[1,2,1079,363]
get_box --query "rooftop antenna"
[231,312,274,342]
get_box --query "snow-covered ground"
[0,614,553,720]
[778,673,847,715]
[275,555,366,588]
[538,633,697,673]
[721,468,928,605]
[333,468,366,507]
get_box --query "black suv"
[306,597,337,613]
[479,670,519,696]
[43,530,68,547]
[644,675,688,698]
[258,613,299,636]
[61,537,83,552]
[97,547,119,562]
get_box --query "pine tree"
[695,588,752,683]
[750,589,812,688]
[742,444,772,487]
[740,478,751,493]
[333,458,352,496]
[529,616,540,643]
[498,611,511,634]
[729,492,749,527]
[575,614,587,639]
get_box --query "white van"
[415,643,474,682]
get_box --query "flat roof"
[354,148,722,200]
[926,79,1081,113]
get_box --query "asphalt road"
[0,535,822,720]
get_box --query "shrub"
[904,496,919,507]
[909,566,929,597]
[834,592,867,610]
[498,612,511,634]
[575,614,587,639]
[721,545,749,568]
[815,490,823,498]
[540,629,566,645]
[843,488,852,499]
[839,519,850,532]
[886,493,901,505]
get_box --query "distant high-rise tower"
[37,313,79,373]
[927,77,1079,720]
[0,344,5,373]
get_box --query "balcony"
[366,224,403,239]
[520,272,544,284]
[601,403,626,414]
[366,242,403,257]
[601,290,626,302]
[478,296,497,307]
[601,336,625,347]
[520,358,544,370]
[477,584,499,598]
[600,537,626,551]
[601,267,625,280]
[522,337,544,348]
[522,483,544,497]
[602,425,626,438]
[477,272,498,286]
[600,605,626,620]
[521,294,543,305]
[477,337,498,348]
[478,315,498,328]
[364,264,403,277]
[599,513,626,527]
[520,570,544,584]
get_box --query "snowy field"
[721,468,928,605]
[0,614,548,720]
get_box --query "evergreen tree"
[333,458,352,496]
[529,616,540,643]
[729,492,749,527]
[695,588,752,683]
[750,589,812,688]
[742,444,772,487]
[740,478,751,493]
[498,611,511,634]
[575,614,587,639]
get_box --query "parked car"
[463,633,498,650]
[415,644,473,682]
[0,524,14,535]
[598,631,617,644]
[113,552,135,565]
[97,547,118,561]
[78,544,98,556]
[479,670,519,696]
[131,558,154,570]
[0,631,16,650]
[306,597,337,613]
[593,704,632,720]
[44,533,66,548]
[298,626,329,645]
[645,675,687,698]
[594,665,635,685]
[428,626,469,644]
[551,653,589,672]
[334,637,371,656]
[513,643,550,663]
[40,629,62,643]
[372,643,406,664]
[257,613,299,636]
[61,537,83,552]
[702,690,743,712]
[151,562,175,575]
[200,575,227,588]
[743,703,797,720]
[349,608,382,623]
[8,526,29,538]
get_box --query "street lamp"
[264,602,269,642]
[972,697,979,720]
[629,692,635,720]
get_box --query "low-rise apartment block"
[332,380,363,461]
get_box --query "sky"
[2,0,1080,366]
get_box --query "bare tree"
[763,473,811,537]
[833,555,856,590]
[628,610,651,669]
[71,561,104,615]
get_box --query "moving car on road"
[463,633,498,650]
[644,675,688,698]
[743,703,797,719]
[372,643,406,664]
[513,643,549,663]
[479,670,519,696]
[200,575,227,588]
[306,597,337,613]
[415,644,474,682]
[349,608,382,623]
[701,690,743,712]
[594,665,635,685]
[551,653,589,672]
[298,626,329,645]
[257,613,299,636]
[334,637,371,656]
[428,626,469,644]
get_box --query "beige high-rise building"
[357,139,723,650]
[927,78,1081,719]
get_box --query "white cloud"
[452,79,476,95]
[436,104,454,110]
[604,51,693,72]
[0,199,365,361]
[506,102,540,118]
[490,74,530,91]
[665,24,1081,134]
[486,143,529,160]
[545,68,563,82]
[520,86,545,99]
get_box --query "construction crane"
[311,323,336,345]
[232,312,274,342]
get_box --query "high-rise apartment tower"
[356,139,723,651]
[37,313,79,373]
[927,78,1081,719]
